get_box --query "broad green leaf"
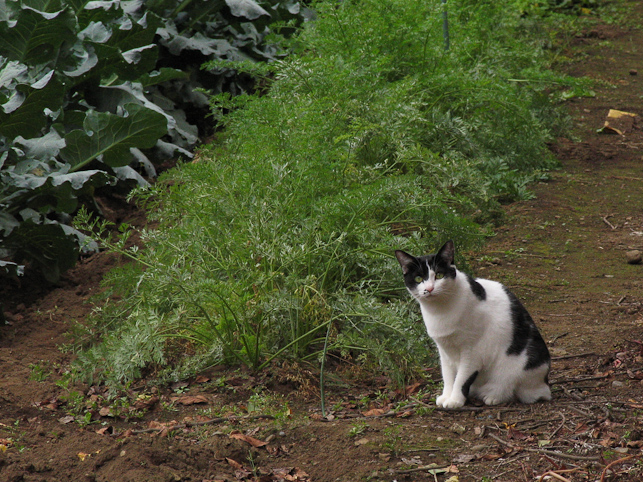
[100,81,198,145]
[137,68,188,88]
[1,159,112,214]
[157,22,235,57]
[0,72,64,139]
[3,219,79,283]
[60,103,167,172]
[0,6,75,64]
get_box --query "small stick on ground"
[602,215,617,230]
[538,471,572,482]
[537,468,582,482]
[548,411,567,439]
[600,455,636,482]
[487,432,601,462]
[551,374,610,385]
[129,414,275,435]
[394,465,451,475]
[551,352,599,361]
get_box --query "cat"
[395,240,551,409]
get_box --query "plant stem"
[320,320,332,417]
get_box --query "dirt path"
[2,4,643,482]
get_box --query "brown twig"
[487,432,601,461]
[602,216,617,230]
[129,414,275,435]
[395,464,451,475]
[549,412,567,439]
[565,405,594,418]
[537,468,582,482]
[611,175,643,182]
[600,455,636,482]
[538,471,572,482]
[551,352,599,361]
[551,374,610,385]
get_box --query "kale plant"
[0,0,310,282]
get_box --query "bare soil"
[2,4,643,481]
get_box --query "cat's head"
[395,240,456,301]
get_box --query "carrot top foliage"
[72,0,584,388]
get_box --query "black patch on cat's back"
[466,274,486,301]
[462,370,479,399]
[504,287,550,370]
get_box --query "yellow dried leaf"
[77,452,90,461]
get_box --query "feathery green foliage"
[73,0,581,388]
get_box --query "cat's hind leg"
[516,365,551,403]
[516,384,551,403]
[477,382,515,406]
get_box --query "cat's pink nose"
[425,286,434,293]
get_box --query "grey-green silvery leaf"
[0,59,28,89]
[225,0,270,20]
[13,130,66,160]
[0,260,24,277]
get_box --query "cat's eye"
[435,273,444,280]
[414,276,423,283]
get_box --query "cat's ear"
[437,240,455,266]
[395,250,416,275]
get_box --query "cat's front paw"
[435,394,450,407]
[437,395,465,409]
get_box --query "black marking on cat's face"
[503,287,551,370]
[395,241,457,291]
[462,370,479,399]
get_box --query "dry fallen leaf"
[354,437,369,446]
[229,431,268,448]
[362,408,387,417]
[99,407,113,417]
[599,109,638,135]
[226,457,243,469]
[58,415,75,425]
[96,426,113,435]
[453,453,476,464]
[134,395,159,410]
[170,395,209,406]
[148,420,177,430]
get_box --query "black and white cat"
[395,240,551,409]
